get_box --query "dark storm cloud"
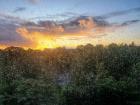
[13,7,26,13]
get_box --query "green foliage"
[0,44,140,105]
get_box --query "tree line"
[0,43,140,105]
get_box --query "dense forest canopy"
[0,43,140,105]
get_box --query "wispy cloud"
[27,0,41,4]
[96,7,140,19]
[13,7,26,13]
[120,20,140,26]
[0,7,140,49]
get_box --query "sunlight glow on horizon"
[0,0,140,49]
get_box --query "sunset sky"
[0,0,140,49]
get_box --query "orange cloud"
[16,16,116,49]
[0,44,8,49]
[0,7,140,49]
[16,18,113,49]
